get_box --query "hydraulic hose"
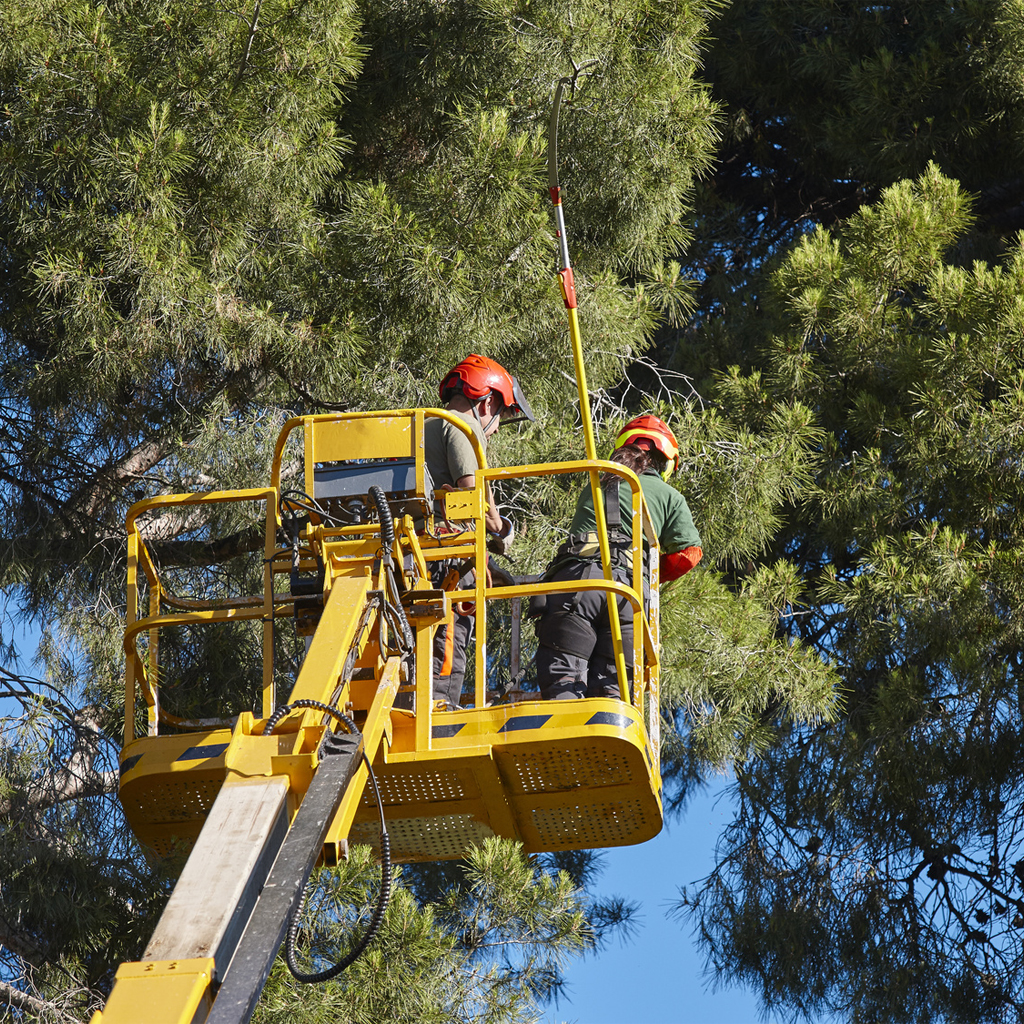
[262,699,392,983]
[368,484,396,561]
[368,484,415,654]
[280,488,355,528]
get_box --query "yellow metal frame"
[91,958,216,1024]
[125,488,282,742]
[119,411,662,867]
[106,410,665,1024]
[270,407,486,506]
[100,78,661,1019]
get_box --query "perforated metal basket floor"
[351,698,663,861]
[119,730,234,859]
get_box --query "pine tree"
[638,5,1024,1019]
[1,0,831,1019]
[664,0,1024,386]
[683,166,1024,1022]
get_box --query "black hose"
[280,488,357,528]
[263,699,392,983]
[368,485,395,562]
[367,485,415,654]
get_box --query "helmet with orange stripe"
[613,414,679,480]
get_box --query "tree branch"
[0,978,59,1018]
[75,437,170,520]
[1,707,117,817]
[146,525,267,566]
[0,916,47,961]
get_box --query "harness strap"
[603,473,621,531]
[543,473,633,580]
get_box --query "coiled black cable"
[263,699,392,983]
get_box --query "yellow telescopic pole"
[547,77,630,699]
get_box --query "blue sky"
[546,780,792,1024]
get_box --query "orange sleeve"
[660,546,703,581]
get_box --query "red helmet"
[439,354,535,423]
[614,414,680,478]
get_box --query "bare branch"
[1,707,117,817]
[146,525,266,566]
[0,918,47,962]
[235,0,264,89]
[0,978,59,1018]
[76,437,170,520]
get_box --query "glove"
[487,516,515,556]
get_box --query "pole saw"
[547,66,631,699]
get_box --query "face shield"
[498,375,536,426]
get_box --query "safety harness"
[548,474,632,572]
[531,476,648,661]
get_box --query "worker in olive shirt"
[424,354,534,705]
[535,414,702,700]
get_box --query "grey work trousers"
[534,560,633,700]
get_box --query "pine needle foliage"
[664,0,1024,397]
[254,838,593,1024]
[0,0,743,1020]
[683,165,1024,1023]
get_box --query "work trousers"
[432,609,474,706]
[534,560,633,701]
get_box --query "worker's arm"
[660,546,702,581]
[655,481,702,581]
[456,474,503,533]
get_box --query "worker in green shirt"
[535,414,702,700]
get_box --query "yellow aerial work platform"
[97,408,664,1024]
[95,72,667,1022]
[118,409,664,865]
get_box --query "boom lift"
[91,408,665,1024]
[93,73,665,1024]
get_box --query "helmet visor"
[499,375,536,424]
